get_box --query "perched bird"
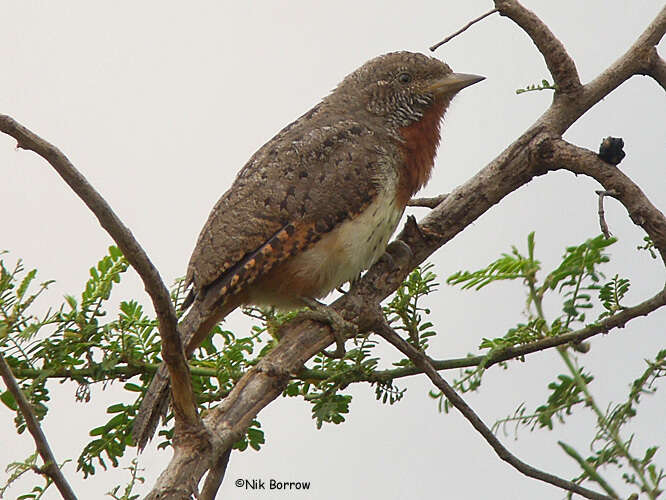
[133,51,483,449]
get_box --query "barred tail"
[132,297,239,451]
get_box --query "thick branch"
[585,5,666,99]
[494,0,581,93]
[0,115,199,433]
[0,353,78,500]
[371,315,612,500]
[548,6,666,133]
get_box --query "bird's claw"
[299,297,357,359]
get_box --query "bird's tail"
[132,297,239,451]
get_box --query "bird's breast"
[396,99,446,205]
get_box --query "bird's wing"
[184,118,391,306]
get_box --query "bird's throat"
[396,100,447,206]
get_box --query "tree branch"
[555,6,666,133]
[407,194,448,208]
[0,353,78,500]
[371,314,612,500]
[0,115,200,434]
[494,0,581,93]
[498,4,665,137]
[8,362,212,384]
[537,138,666,264]
[200,449,232,500]
[596,190,616,239]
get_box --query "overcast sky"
[1,1,665,499]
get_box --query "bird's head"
[331,51,483,204]
[331,51,483,131]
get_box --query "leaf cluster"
[444,232,664,497]
[0,248,273,480]
[0,452,71,500]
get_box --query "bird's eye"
[397,72,412,84]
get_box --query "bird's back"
[184,101,399,307]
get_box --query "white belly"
[288,186,404,298]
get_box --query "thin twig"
[0,353,78,500]
[430,8,498,51]
[558,441,620,498]
[302,285,666,384]
[371,314,612,500]
[0,115,200,432]
[596,190,617,238]
[407,194,448,208]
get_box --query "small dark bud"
[598,136,625,165]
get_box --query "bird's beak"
[427,73,485,95]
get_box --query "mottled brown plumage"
[133,51,483,449]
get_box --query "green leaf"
[447,234,538,291]
[1,390,18,411]
[89,426,106,436]
[123,383,144,393]
[545,235,616,292]
[105,413,126,429]
[598,274,631,319]
[109,245,122,260]
[311,393,352,429]
[16,269,37,299]
[107,403,127,414]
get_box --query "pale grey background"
[1,1,665,498]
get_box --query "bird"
[132,51,484,449]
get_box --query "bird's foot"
[299,297,357,359]
[335,273,362,295]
